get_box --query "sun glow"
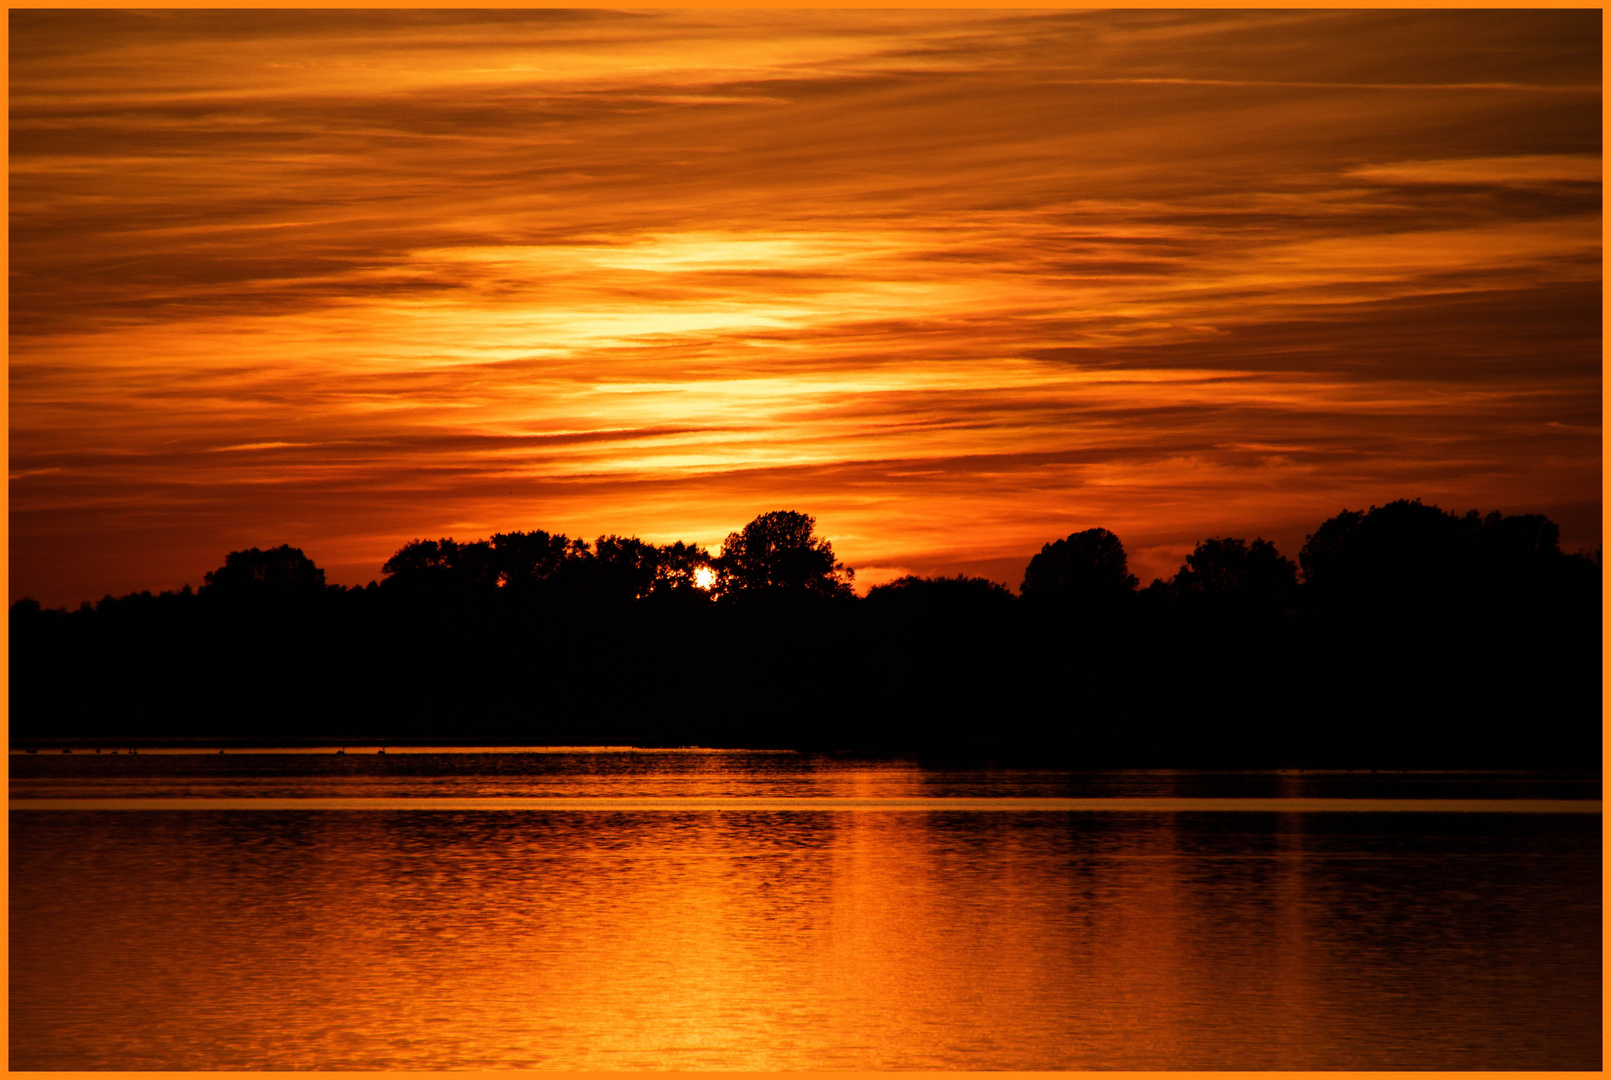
[693,566,717,591]
[7,10,1601,607]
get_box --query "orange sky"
[9,10,1602,606]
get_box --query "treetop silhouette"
[15,498,1596,621]
[488,530,590,590]
[10,498,1598,767]
[591,535,714,602]
[715,510,855,598]
[380,530,712,604]
[1297,498,1591,606]
[865,574,1014,616]
[201,544,325,596]
[1020,527,1139,605]
[1160,536,1297,609]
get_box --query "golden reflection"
[10,780,1604,1068]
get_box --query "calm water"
[10,750,1601,1069]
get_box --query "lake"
[9,749,1601,1069]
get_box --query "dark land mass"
[10,502,1601,770]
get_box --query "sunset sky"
[9,9,1602,606]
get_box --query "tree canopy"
[1164,536,1297,609]
[1297,498,1591,606]
[379,530,712,605]
[381,531,591,594]
[865,574,1013,616]
[591,535,714,602]
[715,510,855,598]
[201,544,326,596]
[11,499,1598,768]
[1020,527,1138,606]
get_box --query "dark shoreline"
[8,738,1602,777]
[13,500,1599,772]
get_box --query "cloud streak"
[9,10,1601,604]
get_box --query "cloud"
[9,10,1602,605]
[1345,154,1601,187]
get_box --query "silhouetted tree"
[1469,511,1589,600]
[865,574,1014,614]
[381,532,590,594]
[489,531,589,590]
[10,503,1597,766]
[1168,537,1297,609]
[1299,499,1478,599]
[381,537,478,592]
[1297,498,1591,610]
[587,535,666,603]
[201,545,325,596]
[646,540,716,597]
[715,511,854,597]
[1020,528,1138,606]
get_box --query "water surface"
[10,751,1601,1069]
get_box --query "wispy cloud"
[10,10,1601,604]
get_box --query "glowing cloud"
[9,10,1601,605]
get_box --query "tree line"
[20,499,1592,613]
[10,501,1600,768]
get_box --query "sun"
[693,566,716,591]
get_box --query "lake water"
[9,749,1601,1070]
